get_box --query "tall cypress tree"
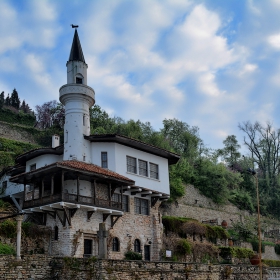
[0,91,4,108]
[5,94,10,106]
[11,88,20,109]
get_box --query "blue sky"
[1,0,280,152]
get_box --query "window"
[83,114,85,126]
[54,226,58,240]
[101,152,108,168]
[149,163,159,179]
[135,197,149,215]
[138,160,148,177]
[134,239,141,253]
[84,239,92,256]
[127,156,137,174]
[112,194,129,212]
[30,164,36,171]
[76,77,83,84]
[112,237,119,252]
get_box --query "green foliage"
[217,135,241,165]
[231,217,257,241]
[206,225,229,240]
[176,239,192,255]
[124,251,142,260]
[0,220,17,238]
[162,216,197,236]
[275,244,280,254]
[219,246,254,260]
[263,259,280,267]
[229,189,254,212]
[0,242,15,255]
[250,239,265,253]
[0,107,35,126]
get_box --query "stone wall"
[0,121,36,144]
[160,185,250,228]
[0,255,275,280]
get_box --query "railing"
[23,193,122,210]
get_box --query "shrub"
[0,220,17,238]
[219,246,254,260]
[263,259,280,267]
[124,251,142,260]
[176,239,192,255]
[251,239,265,253]
[206,225,229,240]
[0,242,15,255]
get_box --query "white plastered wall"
[91,142,170,194]
[26,154,63,172]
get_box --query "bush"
[0,242,15,255]
[251,239,265,253]
[176,239,192,255]
[219,246,254,260]
[206,225,229,240]
[124,251,142,260]
[0,220,17,238]
[263,259,280,267]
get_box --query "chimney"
[52,135,60,148]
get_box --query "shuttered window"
[149,163,159,179]
[101,152,108,168]
[138,160,148,177]
[127,156,137,174]
[135,197,149,215]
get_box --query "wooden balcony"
[23,193,122,211]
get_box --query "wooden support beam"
[55,210,64,227]
[121,186,131,193]
[111,215,122,228]
[24,182,26,202]
[63,207,71,226]
[70,208,78,218]
[51,175,54,196]
[61,171,64,196]
[151,197,159,207]
[103,213,110,222]
[87,211,95,220]
[44,211,56,219]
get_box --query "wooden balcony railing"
[23,193,122,210]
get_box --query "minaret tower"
[59,29,95,162]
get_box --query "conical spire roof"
[68,29,85,63]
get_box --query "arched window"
[76,73,83,84]
[134,239,141,253]
[112,237,119,252]
[54,226,58,240]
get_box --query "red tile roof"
[58,160,134,183]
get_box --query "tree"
[35,100,65,129]
[5,94,10,106]
[10,88,20,109]
[0,91,4,108]
[238,121,280,193]
[217,135,241,165]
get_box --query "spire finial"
[71,24,79,29]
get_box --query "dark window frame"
[54,226,59,240]
[76,77,83,84]
[134,197,149,215]
[112,237,120,252]
[149,162,159,179]
[134,239,141,253]
[138,159,148,177]
[101,152,108,168]
[30,164,36,171]
[127,156,137,174]
[112,193,129,212]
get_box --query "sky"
[1,0,280,152]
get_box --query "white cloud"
[268,33,280,49]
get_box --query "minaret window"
[76,77,83,84]
[83,115,85,126]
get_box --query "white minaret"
[59,29,95,162]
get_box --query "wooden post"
[77,175,80,201]
[109,183,112,207]
[121,186,123,209]
[23,182,26,202]
[41,177,45,199]
[94,180,97,205]
[61,171,64,199]
[32,183,35,201]
[51,175,54,196]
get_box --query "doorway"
[84,239,92,257]
[144,245,150,261]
